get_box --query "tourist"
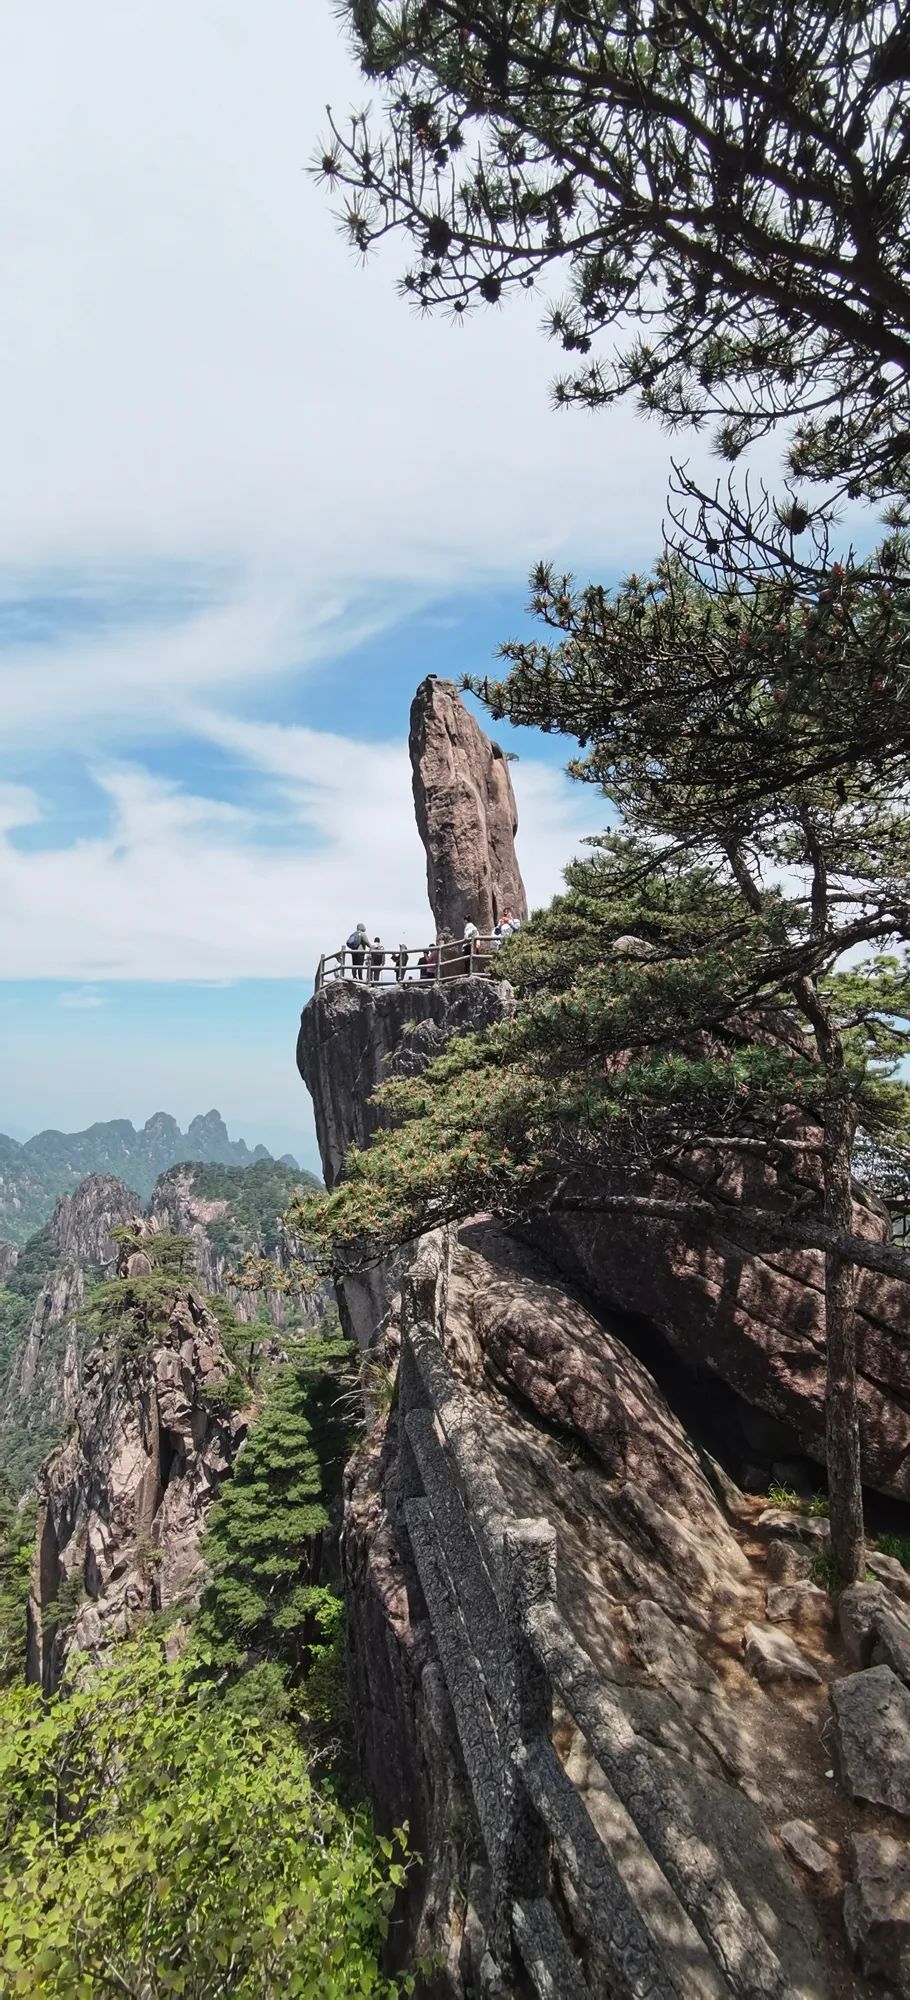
[346,923,369,979]
[394,943,409,983]
[494,908,522,942]
[418,943,437,980]
[463,919,479,972]
[369,936,386,983]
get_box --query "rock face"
[297,976,514,1347]
[409,678,527,937]
[49,1171,141,1267]
[0,1176,140,1492]
[343,1224,827,1996]
[27,1285,245,1692]
[536,1169,910,1498]
[298,976,514,1196]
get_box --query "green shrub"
[0,1642,409,1997]
[877,1532,910,1569]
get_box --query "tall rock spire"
[408,677,528,936]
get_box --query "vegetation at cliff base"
[0,1642,409,1998]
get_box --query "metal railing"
[315,936,507,990]
[395,1237,796,2000]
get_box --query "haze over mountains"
[0,1111,299,1246]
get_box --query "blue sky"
[0,0,812,1167]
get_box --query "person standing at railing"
[463,920,479,975]
[346,923,369,979]
[369,936,386,984]
[394,943,408,983]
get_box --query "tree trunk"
[824,1084,864,1584]
[790,964,865,1588]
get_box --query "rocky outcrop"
[147,1159,325,1330]
[409,678,527,937]
[298,976,514,1193]
[1,1176,140,1490]
[0,1241,18,1282]
[27,1285,245,1692]
[49,1171,141,1267]
[297,976,514,1346]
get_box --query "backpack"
[346,930,363,950]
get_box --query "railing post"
[494,1519,556,1961]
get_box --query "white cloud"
[0,728,605,981]
[0,0,682,598]
[59,986,106,1010]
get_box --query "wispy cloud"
[0,728,605,982]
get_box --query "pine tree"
[193,1343,350,1709]
[319,2,910,509]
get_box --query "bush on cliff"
[0,1641,408,1997]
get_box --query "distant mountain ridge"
[0,1112,299,1246]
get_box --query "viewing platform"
[314,936,507,990]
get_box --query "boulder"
[766,1538,812,1582]
[778,1821,832,1879]
[408,677,527,938]
[765,1582,833,1632]
[743,1622,821,1685]
[872,1607,910,1685]
[843,1834,910,1993]
[866,1547,910,1604]
[755,1510,830,1543]
[839,1579,909,1670]
[839,1581,887,1668]
[831,1666,910,1815]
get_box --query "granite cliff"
[27,1281,245,1693]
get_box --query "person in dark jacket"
[346,923,368,978]
[394,944,409,982]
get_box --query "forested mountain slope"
[0,1160,325,1495]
